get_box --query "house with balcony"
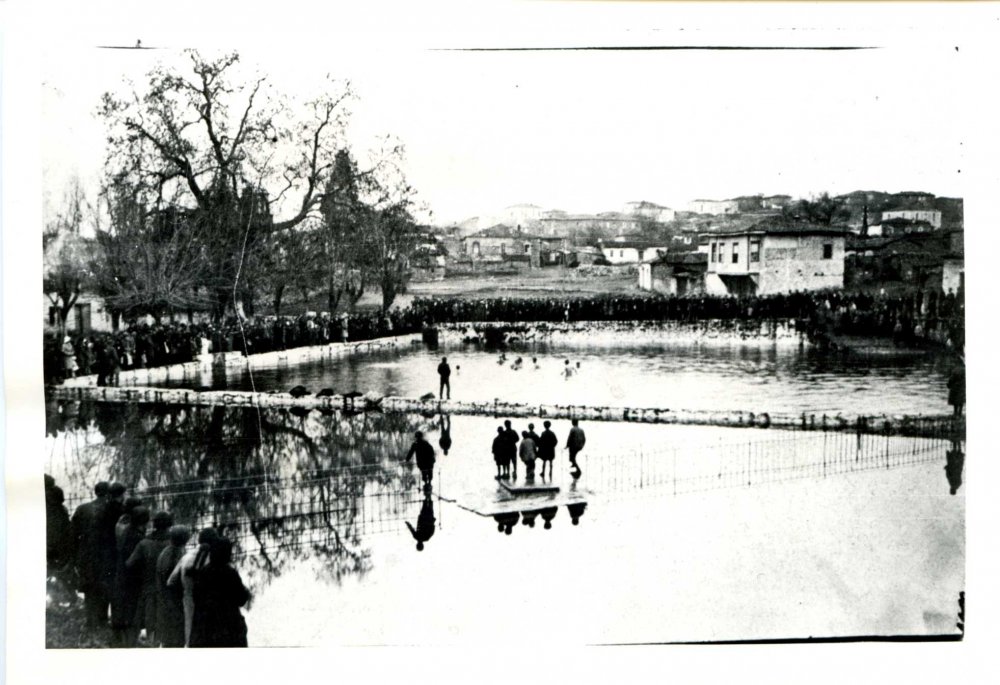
[703,219,847,296]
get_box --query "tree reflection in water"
[46,399,431,592]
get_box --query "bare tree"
[92,182,210,325]
[99,50,353,319]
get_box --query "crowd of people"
[489,418,587,480]
[410,288,965,349]
[44,287,965,384]
[45,476,250,648]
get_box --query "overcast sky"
[41,21,968,226]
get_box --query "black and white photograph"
[4,0,999,679]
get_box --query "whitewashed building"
[881,209,942,229]
[598,239,668,265]
[688,198,740,216]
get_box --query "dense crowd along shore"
[44,289,964,384]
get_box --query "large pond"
[160,341,957,416]
[45,337,965,645]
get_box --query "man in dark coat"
[503,420,520,480]
[437,356,451,399]
[71,481,110,628]
[566,419,587,477]
[46,483,74,572]
[948,359,966,417]
[111,506,148,647]
[492,426,508,478]
[537,421,559,479]
[406,431,436,487]
[126,511,173,645]
[190,538,250,648]
[156,525,191,648]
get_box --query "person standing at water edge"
[492,426,508,478]
[406,431,437,487]
[538,421,558,479]
[168,527,218,647]
[519,430,538,481]
[126,510,173,646]
[503,420,520,480]
[948,357,965,417]
[567,419,586,476]
[71,481,111,629]
[157,525,190,648]
[190,538,250,648]
[437,356,451,399]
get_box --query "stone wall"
[62,334,423,388]
[441,319,806,347]
[759,235,844,294]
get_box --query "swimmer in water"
[511,356,523,370]
[563,359,574,378]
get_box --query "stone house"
[462,225,567,267]
[638,252,708,296]
[704,219,847,296]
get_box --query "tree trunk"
[381,280,396,313]
[273,284,286,317]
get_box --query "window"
[524,243,531,254]
[500,243,506,256]
[472,241,480,257]
[620,250,625,258]
[823,243,833,259]
[750,240,761,263]
[711,243,717,263]
[731,242,739,264]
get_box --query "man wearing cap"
[71,481,110,628]
[437,356,451,399]
[157,525,191,648]
[127,511,173,646]
[537,421,559,479]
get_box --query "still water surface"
[165,342,955,416]
[46,342,963,644]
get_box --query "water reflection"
[489,503,585,535]
[946,439,965,495]
[405,494,436,551]
[46,400,433,592]
[159,341,959,416]
[438,414,453,455]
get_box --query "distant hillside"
[834,190,963,229]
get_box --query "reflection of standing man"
[406,496,436,551]
[438,414,452,455]
[945,442,965,495]
[567,419,586,476]
[437,356,451,399]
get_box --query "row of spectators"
[46,475,249,648]
[44,287,964,382]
